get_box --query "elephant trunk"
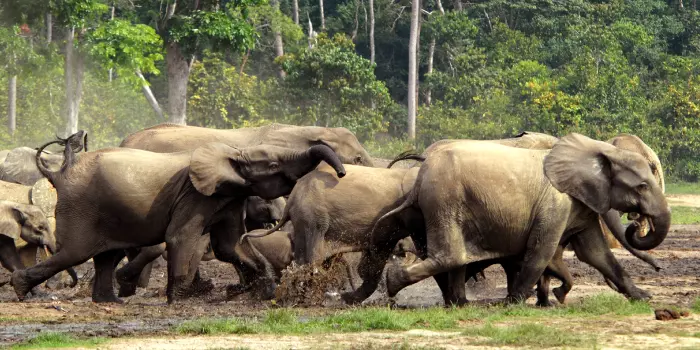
[625,208,672,251]
[601,210,661,270]
[305,145,346,178]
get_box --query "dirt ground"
[0,223,698,348]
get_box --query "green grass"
[669,206,700,225]
[665,182,700,195]
[692,298,700,313]
[11,332,107,349]
[462,322,596,347]
[176,293,650,336]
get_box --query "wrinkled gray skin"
[391,132,664,306]
[11,132,347,304]
[117,123,372,296]
[0,147,64,186]
[115,196,288,298]
[243,163,425,304]
[0,201,77,293]
[375,134,671,305]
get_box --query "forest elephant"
[243,163,425,304]
[116,122,371,296]
[11,131,346,304]
[374,133,670,305]
[0,200,77,293]
[390,132,664,306]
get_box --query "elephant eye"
[637,183,649,192]
[354,156,363,164]
[269,162,280,172]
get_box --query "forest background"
[0,0,699,181]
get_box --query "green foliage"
[279,33,394,140]
[0,25,42,75]
[86,19,164,79]
[12,332,107,349]
[169,8,259,55]
[51,0,109,28]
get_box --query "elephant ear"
[544,133,623,214]
[189,143,247,196]
[0,203,22,241]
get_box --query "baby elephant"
[0,201,77,290]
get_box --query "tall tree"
[407,0,421,139]
[425,0,444,106]
[320,0,326,30]
[369,0,375,64]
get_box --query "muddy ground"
[0,224,698,348]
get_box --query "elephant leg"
[385,218,469,298]
[164,222,204,304]
[0,237,24,272]
[92,250,123,303]
[500,260,520,296]
[12,248,94,300]
[547,247,573,304]
[507,220,563,304]
[570,227,650,301]
[117,244,165,297]
[341,249,391,304]
[185,235,214,296]
[341,255,359,291]
[444,267,468,306]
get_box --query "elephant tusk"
[648,216,655,232]
[44,246,52,257]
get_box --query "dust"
[274,258,347,307]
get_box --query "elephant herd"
[0,123,671,308]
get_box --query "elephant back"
[30,178,57,219]
[0,179,32,204]
[1,147,64,186]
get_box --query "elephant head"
[0,201,57,254]
[189,143,346,199]
[544,133,671,251]
[266,126,375,167]
[245,196,287,230]
[0,147,64,186]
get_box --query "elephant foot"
[117,279,138,298]
[11,270,32,301]
[535,298,554,307]
[92,293,124,304]
[340,291,367,305]
[384,263,407,298]
[253,278,277,301]
[226,283,252,299]
[444,297,469,307]
[552,287,567,304]
[185,277,214,297]
[504,291,531,305]
[626,287,651,301]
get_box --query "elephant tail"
[240,207,291,242]
[370,185,419,241]
[35,131,88,186]
[387,150,425,169]
[66,267,79,288]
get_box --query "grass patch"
[669,206,700,225]
[462,323,596,347]
[692,298,700,313]
[11,332,107,349]
[665,182,700,195]
[176,293,651,336]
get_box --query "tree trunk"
[45,13,52,43]
[64,27,84,136]
[454,0,462,11]
[8,75,16,135]
[407,0,420,139]
[320,0,326,30]
[351,0,359,41]
[271,0,286,79]
[136,70,165,120]
[369,0,375,64]
[109,6,115,82]
[166,41,191,125]
[425,0,444,106]
[293,0,299,24]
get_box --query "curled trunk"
[306,145,346,178]
[625,210,672,251]
[601,210,660,270]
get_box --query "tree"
[407,0,420,139]
[0,26,38,135]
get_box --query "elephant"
[0,147,65,186]
[10,131,346,304]
[373,133,670,305]
[115,195,288,298]
[389,132,665,306]
[0,200,77,292]
[115,122,371,296]
[243,163,425,304]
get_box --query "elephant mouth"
[626,212,651,238]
